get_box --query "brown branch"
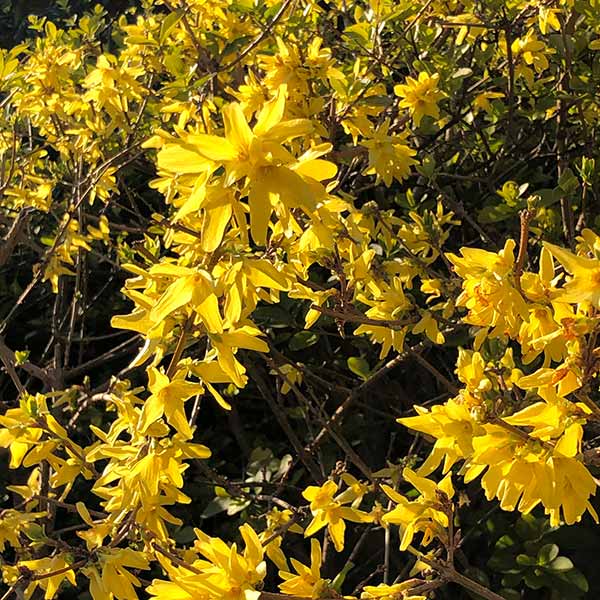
[410,351,459,395]
[304,335,447,456]
[220,0,295,72]
[513,208,534,294]
[271,359,375,482]
[0,208,31,267]
[0,144,144,333]
[0,335,25,395]
[409,549,505,600]
[487,416,554,453]
[161,0,213,71]
[166,318,192,379]
[504,19,515,141]
[64,335,140,380]
[151,541,202,574]
[31,561,86,582]
[248,362,324,483]
[30,495,107,519]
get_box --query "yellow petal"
[254,87,286,136]
[293,158,337,182]
[151,276,194,323]
[248,174,272,246]
[223,103,253,150]
[186,134,238,162]
[157,144,212,173]
[201,202,232,252]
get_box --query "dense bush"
[2,1,600,599]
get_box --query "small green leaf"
[416,155,436,179]
[289,331,319,351]
[452,67,473,79]
[549,556,574,571]
[347,356,370,380]
[523,571,546,589]
[331,561,354,592]
[478,202,520,224]
[501,572,524,588]
[160,9,184,44]
[23,523,45,541]
[516,554,536,566]
[565,569,589,592]
[558,167,579,194]
[537,543,559,565]
[174,526,197,544]
[499,589,521,600]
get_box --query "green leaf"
[264,2,283,20]
[515,514,546,541]
[494,534,518,550]
[478,202,521,224]
[347,356,370,380]
[289,331,319,351]
[164,52,184,76]
[220,35,253,59]
[23,523,46,541]
[538,543,559,565]
[344,23,370,45]
[499,589,521,600]
[464,567,491,600]
[252,305,297,327]
[535,188,561,208]
[127,35,157,46]
[565,569,589,592]
[489,551,518,573]
[523,571,546,589]
[558,167,579,194]
[516,554,536,566]
[160,9,184,43]
[174,526,197,544]
[549,556,574,571]
[589,38,600,49]
[501,572,524,588]
[331,561,354,592]
[416,155,436,179]
[452,67,473,79]
[201,494,251,518]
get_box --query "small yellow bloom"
[302,480,371,552]
[382,468,454,551]
[544,240,600,307]
[279,539,329,598]
[394,72,445,127]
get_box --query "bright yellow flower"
[399,398,485,476]
[278,539,329,598]
[464,416,598,526]
[382,468,454,551]
[394,72,445,127]
[544,239,600,307]
[302,481,372,552]
[160,86,336,245]
[361,120,418,185]
[148,525,266,600]
[362,581,427,600]
[83,548,149,600]
[447,239,528,339]
[260,508,303,570]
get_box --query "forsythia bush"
[2,0,600,598]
